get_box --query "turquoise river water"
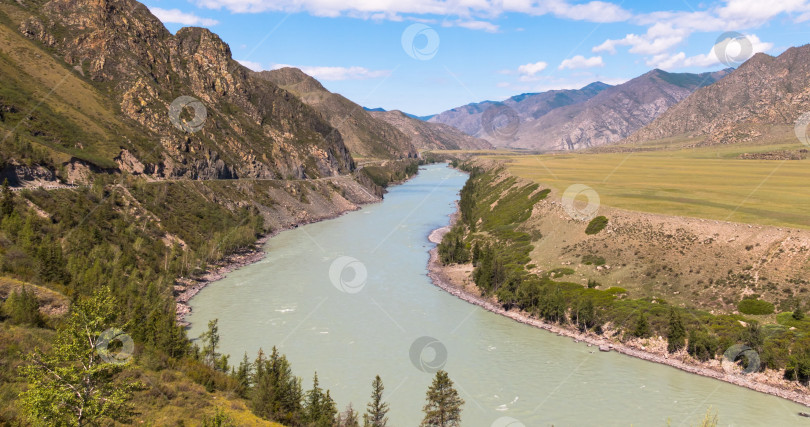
[188,164,808,426]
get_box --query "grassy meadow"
[472,139,810,229]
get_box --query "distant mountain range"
[363,107,435,122]
[626,45,810,146]
[429,69,731,151]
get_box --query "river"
[188,163,807,426]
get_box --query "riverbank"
[426,211,810,409]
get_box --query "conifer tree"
[364,375,389,427]
[667,308,686,353]
[420,370,464,427]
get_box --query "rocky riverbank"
[426,212,810,409]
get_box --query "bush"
[688,330,719,361]
[581,254,605,266]
[585,216,608,235]
[737,298,775,315]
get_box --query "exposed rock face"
[259,67,418,159]
[367,110,493,151]
[627,45,810,145]
[9,0,353,180]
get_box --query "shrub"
[688,330,719,361]
[582,254,605,266]
[737,298,775,315]
[585,216,608,235]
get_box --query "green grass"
[497,141,810,229]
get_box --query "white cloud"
[517,61,548,76]
[451,20,499,33]
[270,64,391,81]
[646,33,773,69]
[593,23,690,56]
[149,7,219,26]
[194,0,632,25]
[559,55,604,70]
[237,59,263,71]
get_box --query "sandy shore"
[426,213,810,409]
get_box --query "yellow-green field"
[481,141,810,229]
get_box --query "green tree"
[364,375,389,427]
[688,330,719,362]
[303,372,337,426]
[19,288,140,426]
[573,296,596,331]
[1,178,14,217]
[2,285,41,326]
[667,308,686,353]
[632,312,650,338]
[251,347,303,425]
[200,318,228,371]
[420,370,464,427]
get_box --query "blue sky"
[143,0,810,116]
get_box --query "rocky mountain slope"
[368,110,493,150]
[626,45,810,145]
[0,0,353,183]
[430,70,729,151]
[428,82,610,141]
[259,67,419,159]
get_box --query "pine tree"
[632,311,650,338]
[364,375,389,427]
[1,178,14,217]
[303,372,337,426]
[667,308,686,353]
[200,319,222,370]
[251,347,302,425]
[234,352,252,398]
[2,286,41,326]
[420,370,464,427]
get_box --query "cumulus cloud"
[646,33,773,69]
[517,61,548,76]
[149,7,219,26]
[559,55,604,70]
[270,64,391,81]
